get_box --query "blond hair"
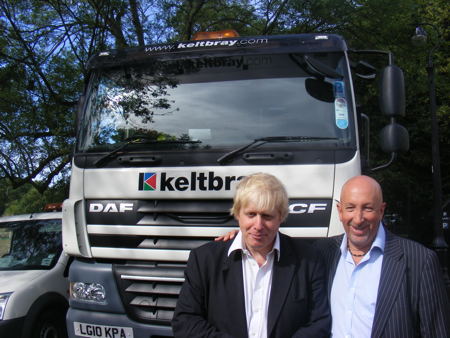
[230,173,289,221]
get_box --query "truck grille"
[114,261,194,325]
[87,199,235,261]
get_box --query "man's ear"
[336,202,342,217]
[380,202,387,216]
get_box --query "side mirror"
[379,65,405,117]
[371,122,409,171]
[379,122,409,153]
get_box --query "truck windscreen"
[78,52,355,153]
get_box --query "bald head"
[338,175,386,252]
[340,175,384,205]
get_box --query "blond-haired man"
[172,173,331,337]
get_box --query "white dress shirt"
[330,224,386,338]
[228,231,280,338]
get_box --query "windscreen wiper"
[217,136,337,164]
[94,136,201,167]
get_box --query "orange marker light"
[192,29,240,41]
[43,203,63,212]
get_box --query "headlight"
[70,282,106,304]
[0,293,12,320]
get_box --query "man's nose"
[253,215,264,229]
[353,209,364,224]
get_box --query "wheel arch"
[21,292,68,338]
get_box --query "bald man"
[318,175,450,337]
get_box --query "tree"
[0,0,156,194]
[1,0,84,193]
[1,0,449,243]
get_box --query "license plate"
[74,321,133,338]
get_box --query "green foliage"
[0,178,68,216]
[3,186,45,215]
[159,0,257,40]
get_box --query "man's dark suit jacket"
[172,233,331,338]
[316,228,450,338]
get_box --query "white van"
[0,212,69,338]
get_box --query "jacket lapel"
[222,248,248,337]
[267,234,296,336]
[327,236,343,298]
[371,231,405,337]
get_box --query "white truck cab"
[0,211,69,338]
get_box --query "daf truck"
[62,31,408,337]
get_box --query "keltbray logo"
[139,173,157,191]
[139,172,243,192]
[144,38,268,53]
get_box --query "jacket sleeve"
[292,252,331,338]
[171,248,236,338]
[418,249,450,337]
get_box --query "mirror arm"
[349,49,394,66]
[361,113,370,167]
[370,153,396,172]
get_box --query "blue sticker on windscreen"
[334,81,345,98]
[335,97,348,129]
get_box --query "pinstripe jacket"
[317,228,450,337]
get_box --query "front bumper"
[0,316,25,338]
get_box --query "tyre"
[31,309,67,338]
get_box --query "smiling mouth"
[349,225,369,235]
[250,233,265,240]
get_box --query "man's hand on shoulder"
[215,229,238,242]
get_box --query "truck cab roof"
[87,33,348,70]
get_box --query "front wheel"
[31,309,67,338]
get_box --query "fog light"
[70,282,106,303]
